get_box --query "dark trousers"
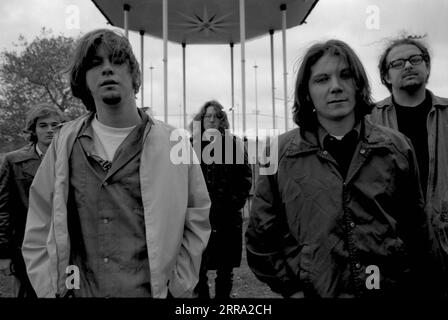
[215,267,233,299]
[195,263,234,299]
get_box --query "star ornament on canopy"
[91,0,320,44]
[175,6,236,38]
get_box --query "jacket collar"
[77,108,153,139]
[35,144,44,157]
[376,89,448,110]
[285,128,318,157]
[286,118,390,157]
[10,143,40,163]
[362,117,394,145]
[317,121,362,149]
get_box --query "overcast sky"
[1,0,447,136]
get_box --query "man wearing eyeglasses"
[370,36,448,297]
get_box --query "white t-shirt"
[91,116,136,162]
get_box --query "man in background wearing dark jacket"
[0,103,64,297]
[190,100,252,298]
[370,36,448,296]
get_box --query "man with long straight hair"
[22,29,211,298]
[246,39,431,298]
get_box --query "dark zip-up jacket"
[0,143,41,285]
[0,144,41,259]
[246,118,430,297]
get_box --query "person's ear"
[384,71,392,85]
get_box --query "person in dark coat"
[245,40,432,298]
[0,103,64,297]
[190,100,252,298]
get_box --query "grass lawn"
[232,202,282,298]
[206,218,281,299]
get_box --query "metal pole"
[254,63,258,139]
[123,4,130,38]
[236,104,240,134]
[281,4,288,132]
[140,30,144,108]
[269,29,276,130]
[150,65,154,109]
[182,43,187,129]
[230,43,235,133]
[239,0,246,135]
[163,0,168,123]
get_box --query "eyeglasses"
[388,54,427,70]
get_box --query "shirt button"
[350,222,355,228]
[322,150,328,155]
[355,263,361,269]
[103,182,108,186]
[103,218,109,224]
[359,149,366,155]
[104,257,109,263]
